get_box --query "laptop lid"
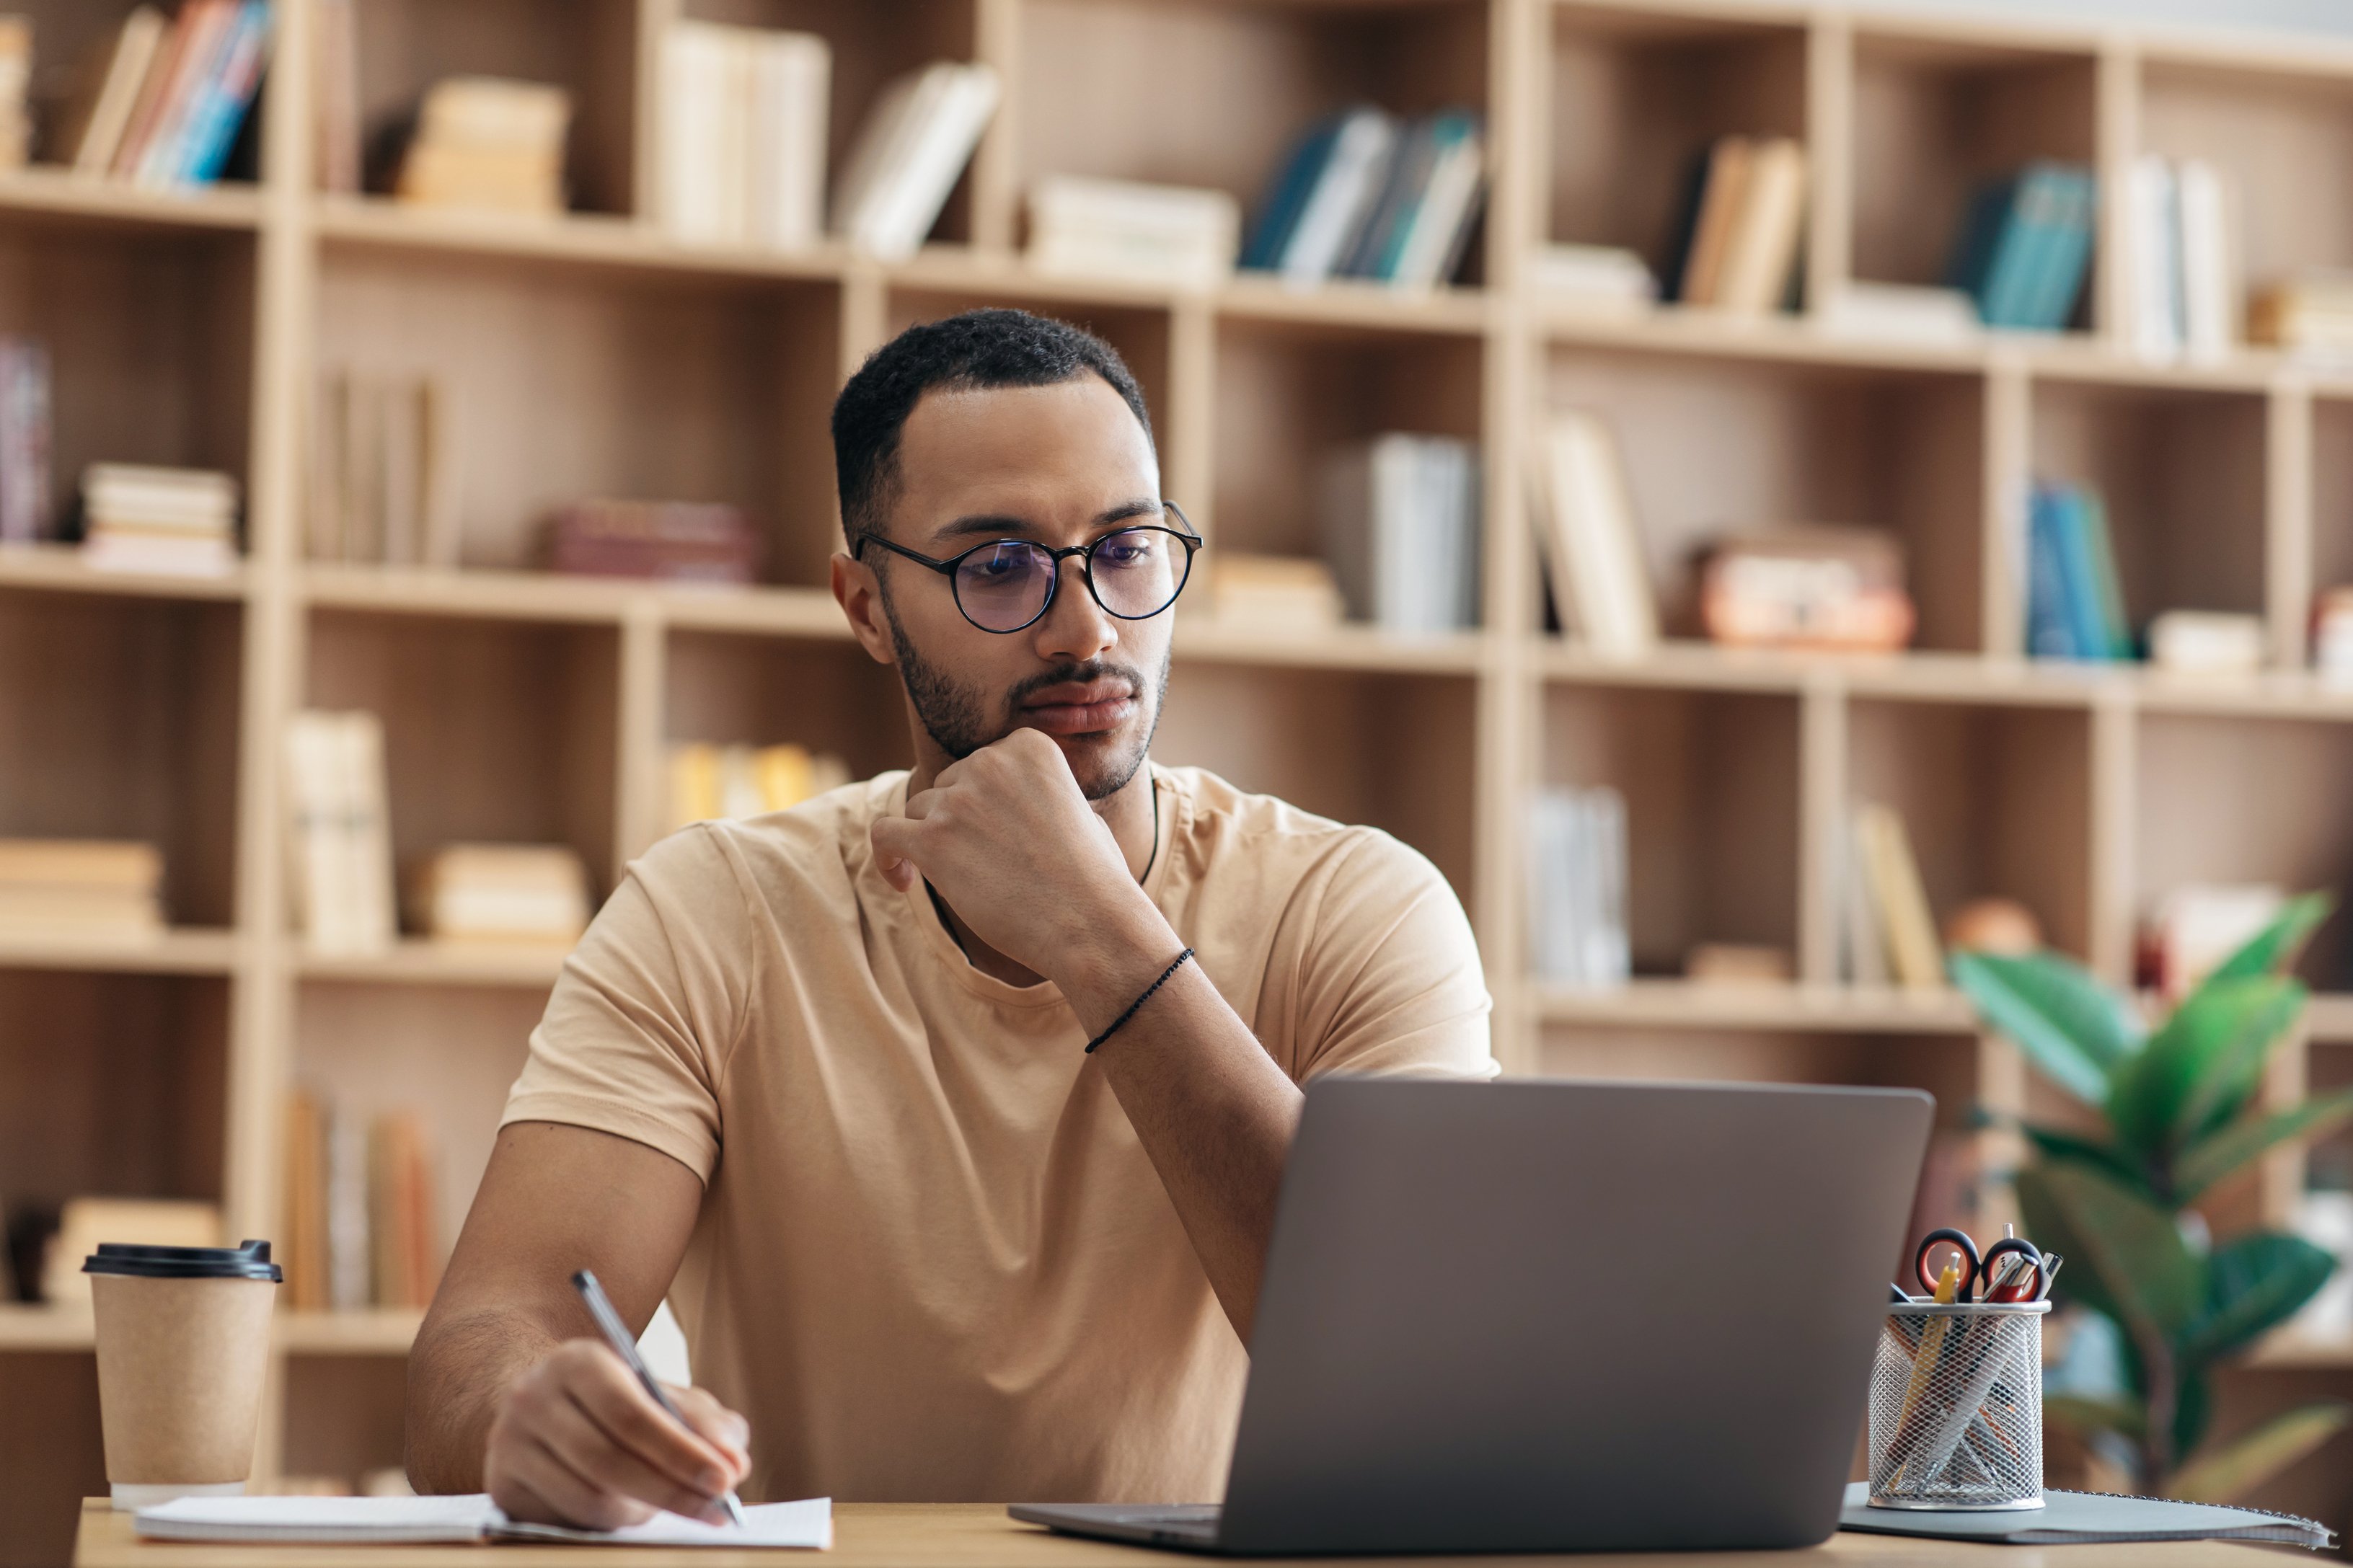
[1217,1077,1933,1555]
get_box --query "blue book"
[1341,118,1432,278]
[180,4,273,186]
[1989,169,2071,328]
[2052,486,2113,660]
[2078,488,2133,657]
[1367,111,1479,281]
[1242,118,1342,271]
[2026,167,2098,332]
[2026,487,2079,659]
[1943,177,2015,308]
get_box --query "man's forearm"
[406,1304,562,1493]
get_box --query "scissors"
[1912,1227,2044,1303]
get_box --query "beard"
[880,582,1170,802]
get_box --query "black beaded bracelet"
[1085,947,1195,1054]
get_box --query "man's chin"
[1013,720,1145,800]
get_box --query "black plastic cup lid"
[82,1238,283,1283]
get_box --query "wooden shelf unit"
[5,0,2353,1559]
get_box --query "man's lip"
[1021,680,1132,709]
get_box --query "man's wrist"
[1049,885,1185,1032]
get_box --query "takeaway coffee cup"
[84,1239,282,1510]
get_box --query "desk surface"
[71,1500,2302,1568]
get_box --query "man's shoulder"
[631,771,906,905]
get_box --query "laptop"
[1012,1076,1932,1555]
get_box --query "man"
[407,309,1493,1528]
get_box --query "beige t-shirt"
[501,764,1493,1505]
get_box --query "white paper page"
[495,1497,834,1550]
[138,1492,495,1541]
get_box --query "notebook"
[135,1492,833,1549]
[1839,1484,2333,1549]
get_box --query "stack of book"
[284,709,397,957]
[53,1,270,187]
[1198,554,1345,631]
[1698,528,1915,652]
[1817,281,1982,346]
[0,335,48,544]
[2138,883,2283,998]
[309,369,462,567]
[2147,609,2262,676]
[407,845,591,946]
[1847,802,1944,992]
[79,463,238,576]
[1319,433,1479,634]
[545,498,759,585]
[2126,155,2238,363]
[668,743,852,835]
[1028,176,1241,291]
[829,61,999,261]
[395,78,571,216]
[1243,107,1485,289]
[1529,784,1630,990]
[1946,162,2098,333]
[35,1198,219,1306]
[1532,242,1656,317]
[1532,410,1658,660]
[1663,136,1807,314]
[0,16,27,172]
[283,1097,439,1314]
[2250,274,2353,362]
[2026,481,2132,663]
[657,21,829,249]
[0,838,164,944]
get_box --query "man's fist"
[483,1339,749,1530]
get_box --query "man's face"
[861,377,1175,801]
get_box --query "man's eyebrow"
[930,499,1166,544]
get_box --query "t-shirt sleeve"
[499,825,752,1183]
[1288,831,1496,1082]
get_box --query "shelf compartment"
[1543,347,1984,651]
[663,629,909,787]
[2031,376,2269,635]
[314,244,843,590]
[1540,681,1799,979]
[0,970,228,1223]
[1847,697,2093,962]
[1545,4,1805,275]
[278,1354,407,1495]
[2139,58,2353,298]
[0,1350,102,1568]
[1848,28,2098,319]
[2137,712,2353,990]
[1156,662,1475,905]
[277,1308,425,1357]
[1214,317,1483,570]
[306,608,621,900]
[352,0,637,216]
[1015,0,1488,282]
[0,590,241,926]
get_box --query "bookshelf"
[6,0,2353,1559]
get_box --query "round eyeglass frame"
[854,501,1204,634]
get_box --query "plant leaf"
[2016,1161,2204,1342]
[2173,1365,2212,1466]
[2168,1403,2353,1504]
[2043,1392,2145,1440]
[2181,1232,2339,1364]
[2105,977,2302,1164]
[2021,1123,2146,1188]
[2176,1087,2353,1202]
[2204,893,2334,985]
[1950,949,2141,1106]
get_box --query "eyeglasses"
[855,502,1203,634]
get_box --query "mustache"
[1004,660,1147,710]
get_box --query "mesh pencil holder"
[1868,1300,2049,1511]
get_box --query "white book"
[1388,124,1484,290]
[2176,158,2236,363]
[1028,175,1240,289]
[751,31,829,249]
[658,24,733,242]
[136,1493,832,1549]
[714,32,756,244]
[1529,787,1581,984]
[2127,154,2184,363]
[1845,813,1889,987]
[828,66,937,244]
[81,534,234,575]
[326,1103,371,1309]
[1281,109,1396,285]
[1817,281,1980,345]
[339,711,398,955]
[1535,412,1657,659]
[1579,787,1630,985]
[862,63,999,260]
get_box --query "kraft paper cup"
[84,1239,282,1510]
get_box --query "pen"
[571,1269,749,1529]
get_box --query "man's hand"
[483,1339,749,1531]
[870,728,1169,989]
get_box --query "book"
[2250,273,2353,360]
[369,1112,439,1309]
[80,462,239,575]
[544,498,759,585]
[829,61,998,262]
[2024,482,2130,663]
[0,335,49,543]
[170,1,272,186]
[668,743,851,833]
[1711,138,1806,314]
[658,22,829,250]
[1844,814,1889,988]
[54,6,167,176]
[2148,608,2263,675]
[1855,802,1943,991]
[407,844,591,944]
[281,1096,443,1313]
[2126,154,2183,361]
[310,369,462,567]
[0,14,30,172]
[1531,243,1656,315]
[1028,176,1240,290]
[1198,554,1345,631]
[396,78,572,216]
[135,1493,833,1550]
[326,1104,371,1311]
[1372,110,1485,290]
[115,0,232,180]
[0,837,165,942]
[1258,107,1398,285]
[312,0,361,192]
[1838,1482,2331,1549]
[1699,528,1914,652]
[1817,282,1980,345]
[1529,784,1629,989]
[1320,433,1479,634]
[40,1197,220,1307]
[2175,158,2237,362]
[1673,136,1754,306]
[283,709,397,957]
[1242,107,1483,289]
[1946,163,2096,332]
[1532,410,1657,660]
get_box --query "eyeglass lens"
[953,528,1189,632]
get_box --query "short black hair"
[831,308,1155,545]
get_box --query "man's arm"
[407,1120,749,1527]
[870,730,1304,1342]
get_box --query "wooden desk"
[71,1500,2302,1568]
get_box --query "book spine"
[2025,486,2078,659]
[182,2,273,185]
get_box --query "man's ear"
[831,549,899,668]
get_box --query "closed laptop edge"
[1014,1077,1934,1556]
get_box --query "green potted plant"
[1951,895,2353,1501]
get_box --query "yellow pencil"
[1886,1259,1959,1484]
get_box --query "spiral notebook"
[136,1492,832,1549]
[1840,1484,2333,1549]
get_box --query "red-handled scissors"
[1913,1227,2044,1303]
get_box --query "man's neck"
[910,750,1157,988]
